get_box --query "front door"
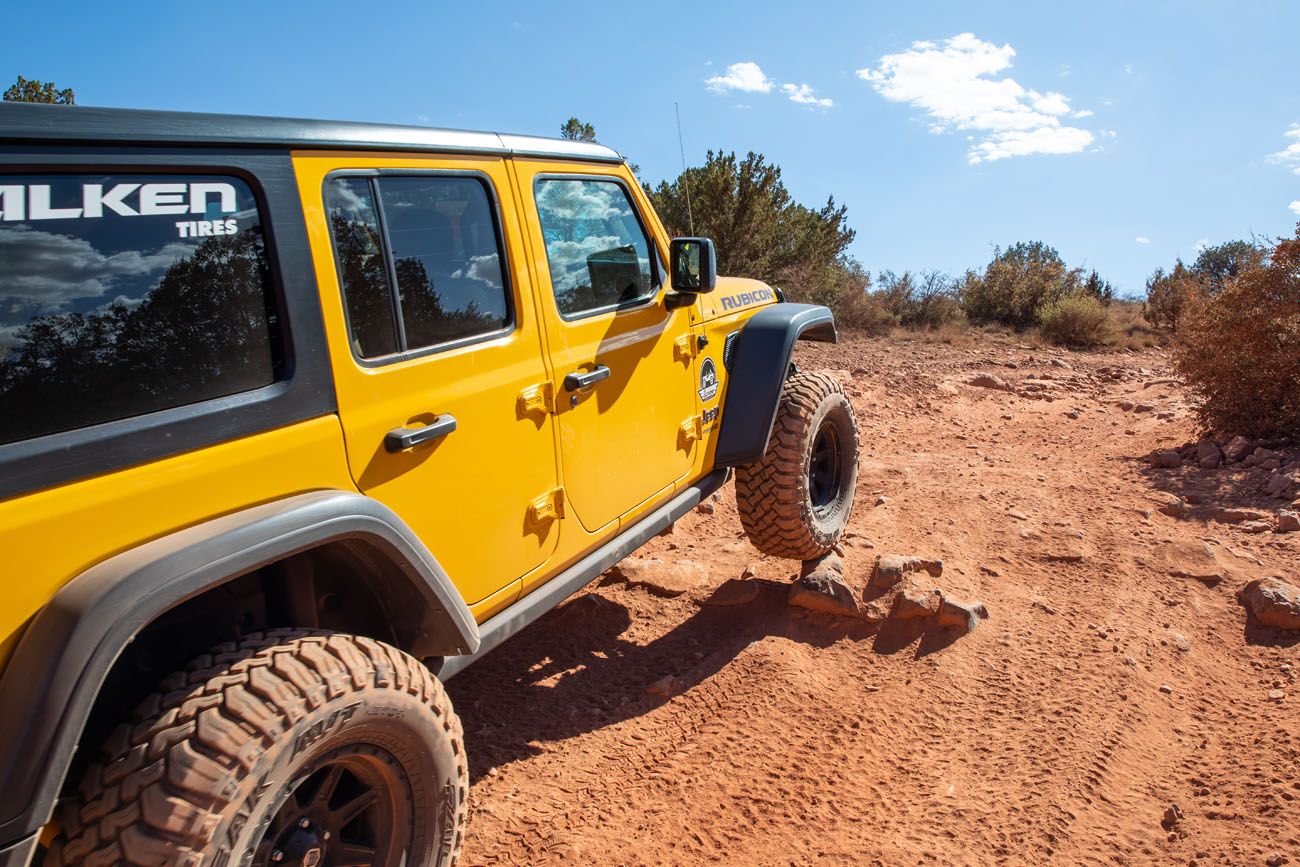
[298,154,560,615]
[513,163,697,531]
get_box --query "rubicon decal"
[698,357,719,401]
[719,287,773,311]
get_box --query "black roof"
[0,102,625,162]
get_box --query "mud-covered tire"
[48,629,468,867]
[735,371,860,559]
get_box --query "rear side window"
[0,174,282,446]
[325,175,511,360]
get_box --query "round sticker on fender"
[698,357,719,402]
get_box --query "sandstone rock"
[1161,804,1184,830]
[892,581,942,620]
[860,596,893,624]
[1209,507,1270,525]
[608,558,709,597]
[1265,471,1298,499]
[701,579,761,607]
[645,675,683,698]
[1022,525,1088,562]
[1223,435,1252,462]
[1157,496,1192,519]
[788,571,859,618]
[1260,458,1282,471]
[1162,540,1227,586]
[1196,439,1222,469]
[1268,689,1285,702]
[871,554,943,590]
[1150,449,1182,469]
[695,500,715,515]
[1277,511,1300,533]
[800,550,844,579]
[967,373,1013,392]
[1159,683,1173,694]
[936,598,990,633]
[1240,577,1300,630]
[1240,520,1272,534]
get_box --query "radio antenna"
[675,101,695,236]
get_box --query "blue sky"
[9,0,1299,296]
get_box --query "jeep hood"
[694,277,779,324]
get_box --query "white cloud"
[1269,124,1300,175]
[856,33,1096,164]
[1135,236,1151,245]
[1072,109,1094,119]
[781,83,833,108]
[1290,201,1300,215]
[706,62,773,94]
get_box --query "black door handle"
[384,414,457,452]
[564,365,611,392]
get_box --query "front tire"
[735,371,860,559]
[50,629,467,867]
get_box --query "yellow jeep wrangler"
[0,103,859,867]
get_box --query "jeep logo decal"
[698,357,719,402]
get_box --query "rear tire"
[735,371,860,559]
[49,629,467,867]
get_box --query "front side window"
[534,178,656,317]
[0,173,281,446]
[326,175,510,359]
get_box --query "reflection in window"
[534,179,656,316]
[0,174,281,446]
[325,175,511,357]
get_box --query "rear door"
[297,154,561,617]
[512,162,698,532]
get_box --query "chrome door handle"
[563,365,611,392]
[384,414,457,452]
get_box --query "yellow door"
[297,153,560,616]
[512,161,697,531]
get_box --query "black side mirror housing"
[669,237,717,293]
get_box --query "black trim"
[0,833,37,867]
[322,169,518,366]
[0,103,625,163]
[0,146,336,501]
[531,173,665,322]
[437,468,731,680]
[0,490,478,844]
[713,303,838,467]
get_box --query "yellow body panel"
[295,152,562,616]
[0,416,354,665]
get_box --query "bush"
[1174,229,1300,437]
[961,242,1080,328]
[875,270,964,330]
[1143,262,1207,331]
[1037,294,1114,347]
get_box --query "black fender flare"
[0,490,478,846]
[714,302,838,467]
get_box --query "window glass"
[325,178,399,358]
[534,179,655,316]
[0,173,281,446]
[377,177,510,349]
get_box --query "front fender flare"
[0,490,477,846]
[714,303,837,467]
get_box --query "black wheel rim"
[255,746,413,867]
[808,419,843,516]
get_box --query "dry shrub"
[835,288,898,336]
[1108,300,1161,350]
[1174,229,1300,437]
[1037,294,1113,347]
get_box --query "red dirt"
[448,335,1300,866]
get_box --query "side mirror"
[669,237,717,293]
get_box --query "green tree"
[3,75,74,104]
[559,117,597,142]
[1190,239,1267,294]
[961,241,1082,328]
[1081,269,1115,305]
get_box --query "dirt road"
[448,334,1299,866]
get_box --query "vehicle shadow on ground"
[447,579,961,781]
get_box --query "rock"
[800,550,844,578]
[860,596,893,624]
[1268,689,1286,702]
[892,581,942,620]
[695,500,715,515]
[1223,435,1252,462]
[1133,403,1155,413]
[1168,631,1191,652]
[1150,449,1182,469]
[1196,439,1222,469]
[936,598,989,633]
[700,578,761,607]
[1240,578,1300,630]
[1266,471,1298,499]
[608,558,709,597]
[1277,510,1300,533]
[1023,526,1088,562]
[1240,520,1272,534]
[1161,803,1184,830]
[967,373,1013,392]
[1162,540,1227,586]
[788,571,859,618]
[874,495,890,507]
[871,554,943,590]
[1208,507,1270,525]
[1159,683,1173,694]
[1157,496,1192,519]
[645,675,683,698]
[1261,458,1282,471]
